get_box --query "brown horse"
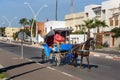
[72,38,95,70]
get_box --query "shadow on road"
[6,66,46,80]
[0,61,47,80]
[0,61,36,73]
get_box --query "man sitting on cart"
[53,31,65,51]
[53,31,65,65]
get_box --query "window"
[50,27,52,31]
[86,13,89,17]
[109,18,113,26]
[45,28,47,32]
[78,25,81,30]
[75,25,78,30]
[95,11,101,16]
[114,16,118,26]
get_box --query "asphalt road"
[0,42,120,80]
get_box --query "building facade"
[84,0,120,47]
[5,27,20,38]
[101,0,120,47]
[44,21,65,34]
[65,12,86,32]
[37,22,45,36]
[65,0,120,47]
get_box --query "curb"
[0,64,3,68]
[90,52,120,61]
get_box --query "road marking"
[93,54,100,57]
[47,66,82,80]
[106,56,113,59]
[61,72,73,77]
[47,67,56,71]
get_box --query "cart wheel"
[41,49,46,63]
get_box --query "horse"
[71,38,95,70]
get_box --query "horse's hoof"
[87,69,91,72]
[80,66,83,70]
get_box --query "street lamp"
[24,2,47,44]
[2,16,17,27]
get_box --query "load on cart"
[42,28,73,66]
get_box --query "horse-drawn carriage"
[42,28,95,69]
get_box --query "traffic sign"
[18,31,27,40]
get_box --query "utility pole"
[71,0,74,14]
[56,0,58,21]
[118,3,120,27]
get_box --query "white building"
[84,0,120,47]
[70,34,87,44]
[85,4,101,19]
[44,21,65,34]
[101,0,120,47]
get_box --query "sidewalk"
[90,47,120,61]
[0,48,82,80]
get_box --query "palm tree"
[28,18,36,37]
[82,19,95,39]
[94,18,108,33]
[19,18,28,28]
[94,18,108,46]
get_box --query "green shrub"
[96,45,103,49]
[0,72,7,79]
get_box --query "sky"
[0,0,107,27]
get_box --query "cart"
[42,28,73,65]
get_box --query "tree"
[18,18,31,41]
[0,27,5,36]
[82,19,95,39]
[93,18,108,46]
[19,18,28,28]
[13,32,19,40]
[111,27,120,38]
[94,18,108,33]
[28,18,36,37]
[71,30,84,34]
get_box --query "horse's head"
[83,38,95,50]
[89,38,95,50]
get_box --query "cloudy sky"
[0,0,107,27]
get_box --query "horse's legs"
[72,52,77,66]
[55,53,61,66]
[80,55,83,69]
[86,55,90,70]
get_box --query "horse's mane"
[72,38,95,52]
[72,43,83,52]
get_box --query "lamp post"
[24,2,47,44]
[2,16,17,27]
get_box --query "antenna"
[55,0,58,21]
[71,0,74,13]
